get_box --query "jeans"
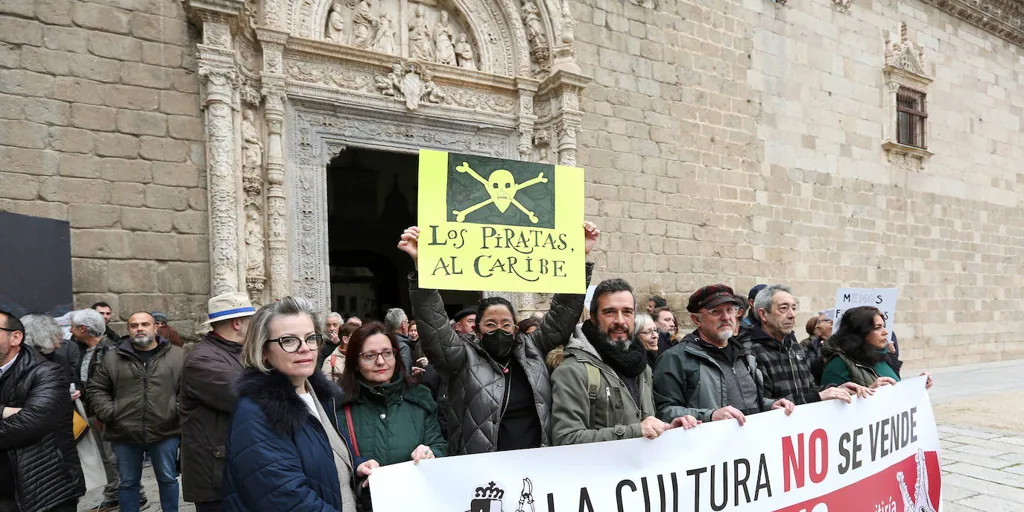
[89,419,121,500]
[111,437,180,512]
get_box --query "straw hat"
[205,292,256,324]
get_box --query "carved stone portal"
[184,0,587,314]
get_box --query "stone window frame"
[895,86,928,149]
[882,23,933,170]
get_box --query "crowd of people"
[0,221,933,512]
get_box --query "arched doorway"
[326,147,481,320]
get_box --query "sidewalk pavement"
[77,359,1024,511]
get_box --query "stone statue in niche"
[521,0,547,50]
[325,3,345,43]
[351,0,379,49]
[455,33,476,70]
[372,11,396,54]
[241,109,262,171]
[244,208,265,278]
[408,4,434,61]
[435,11,457,66]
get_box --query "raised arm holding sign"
[398,222,599,456]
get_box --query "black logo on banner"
[446,153,555,229]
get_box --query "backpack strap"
[344,404,360,458]
[583,362,601,428]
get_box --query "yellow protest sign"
[417,149,586,294]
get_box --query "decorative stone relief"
[408,4,435,61]
[351,0,378,48]
[885,23,927,77]
[442,88,515,113]
[326,3,345,42]
[435,11,457,65]
[286,61,375,92]
[455,34,476,69]
[199,62,241,296]
[372,11,396,54]
[521,0,550,73]
[241,109,266,301]
[264,0,283,28]
[832,0,852,12]
[373,62,445,110]
[917,0,1024,49]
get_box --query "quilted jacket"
[410,262,592,455]
[0,347,85,512]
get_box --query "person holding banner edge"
[397,222,600,455]
[820,306,933,390]
[549,279,700,446]
[654,285,796,427]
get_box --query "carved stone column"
[257,28,290,300]
[515,77,539,160]
[198,19,242,296]
[538,69,588,167]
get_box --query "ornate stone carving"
[442,88,516,113]
[351,0,379,48]
[832,0,852,12]
[205,22,232,48]
[264,0,283,28]
[199,63,241,295]
[325,3,345,42]
[455,34,476,69]
[286,61,375,91]
[521,0,550,72]
[371,11,396,54]
[409,4,434,61]
[242,109,267,300]
[436,11,457,66]
[560,0,574,45]
[885,23,927,77]
[918,0,1024,49]
[374,62,444,110]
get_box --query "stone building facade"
[0,0,1021,368]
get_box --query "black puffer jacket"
[0,347,85,512]
[411,262,592,455]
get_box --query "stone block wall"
[0,0,208,335]
[572,0,1024,368]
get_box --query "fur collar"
[234,368,342,435]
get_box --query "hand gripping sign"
[418,150,585,294]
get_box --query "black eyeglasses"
[268,333,324,353]
[0,327,21,334]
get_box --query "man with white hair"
[316,312,344,370]
[69,308,129,512]
[384,307,414,372]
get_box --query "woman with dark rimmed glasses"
[222,297,358,512]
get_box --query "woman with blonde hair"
[222,297,359,511]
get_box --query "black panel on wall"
[0,211,74,317]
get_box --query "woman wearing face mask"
[334,322,446,510]
[397,222,600,455]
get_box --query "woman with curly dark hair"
[820,306,932,389]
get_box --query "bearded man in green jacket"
[549,279,699,446]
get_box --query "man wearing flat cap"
[451,307,477,338]
[653,284,795,426]
[179,292,256,512]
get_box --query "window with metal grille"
[896,87,927,149]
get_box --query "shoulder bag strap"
[344,404,360,458]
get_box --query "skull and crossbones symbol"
[451,162,548,224]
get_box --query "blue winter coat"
[222,368,359,511]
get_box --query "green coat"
[820,338,900,388]
[549,327,655,446]
[337,379,448,467]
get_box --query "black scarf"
[581,321,648,378]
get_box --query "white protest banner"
[834,288,898,342]
[371,378,941,512]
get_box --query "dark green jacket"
[549,326,655,445]
[653,331,776,423]
[820,338,899,388]
[86,338,185,444]
[337,379,447,467]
